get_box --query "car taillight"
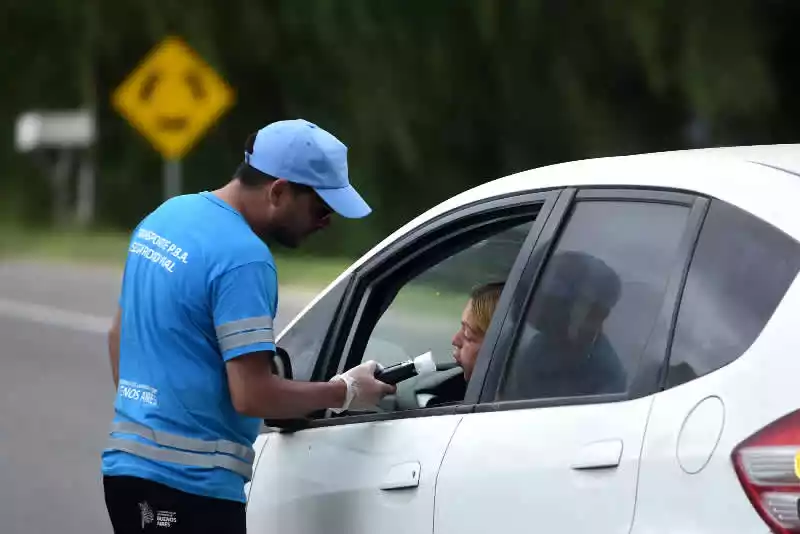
[732,409,800,533]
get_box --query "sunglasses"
[310,193,334,221]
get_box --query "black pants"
[103,475,246,534]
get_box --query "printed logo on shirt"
[139,501,154,529]
[118,379,159,407]
[156,510,178,528]
[138,501,178,529]
[129,228,190,273]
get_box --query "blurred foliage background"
[1,0,798,259]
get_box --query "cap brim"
[315,185,372,219]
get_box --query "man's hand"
[330,360,396,413]
[226,354,396,419]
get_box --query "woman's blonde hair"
[469,282,505,336]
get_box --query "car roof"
[279,144,800,337]
[381,143,800,254]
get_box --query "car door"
[433,188,708,534]
[246,190,563,534]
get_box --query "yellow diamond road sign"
[112,36,235,160]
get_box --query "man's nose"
[315,215,331,230]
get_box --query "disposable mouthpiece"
[413,351,437,376]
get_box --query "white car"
[246,144,800,534]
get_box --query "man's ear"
[266,178,291,206]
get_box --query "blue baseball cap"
[245,119,371,219]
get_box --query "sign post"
[14,109,96,225]
[164,159,182,200]
[111,36,235,199]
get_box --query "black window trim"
[307,189,563,384]
[335,211,543,378]
[657,194,800,391]
[469,188,577,401]
[473,186,710,414]
[650,196,710,392]
[272,188,565,431]
[264,273,356,431]
[306,273,356,381]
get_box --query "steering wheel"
[392,365,465,410]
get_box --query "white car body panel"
[433,396,654,534]
[246,415,464,534]
[631,272,800,533]
[243,432,270,503]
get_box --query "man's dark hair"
[234,131,314,195]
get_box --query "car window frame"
[272,272,355,383]
[660,196,800,390]
[472,186,710,413]
[276,188,568,430]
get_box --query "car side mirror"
[270,346,293,380]
[263,347,309,433]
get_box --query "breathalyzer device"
[374,351,437,385]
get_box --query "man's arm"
[225,351,347,418]
[107,307,121,389]
[213,262,393,419]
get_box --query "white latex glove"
[330,360,396,413]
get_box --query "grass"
[0,226,351,291]
[0,227,474,315]
[273,254,351,291]
[0,226,129,265]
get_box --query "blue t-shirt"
[101,191,278,503]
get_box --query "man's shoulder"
[152,192,205,215]
[214,235,276,272]
[131,193,275,279]
[134,194,213,237]
[207,240,277,292]
[165,193,275,271]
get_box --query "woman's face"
[451,299,484,380]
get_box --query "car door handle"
[570,439,623,470]
[380,461,421,490]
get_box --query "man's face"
[451,300,483,381]
[255,180,333,248]
[532,292,608,351]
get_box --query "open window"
[321,191,559,421]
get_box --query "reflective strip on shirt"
[107,438,253,480]
[110,421,255,462]
[218,330,275,352]
[215,316,274,352]
[107,421,255,480]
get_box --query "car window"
[498,199,693,402]
[275,275,349,381]
[363,221,533,368]
[666,199,800,388]
[353,217,537,411]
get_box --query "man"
[102,118,395,534]
[499,250,627,400]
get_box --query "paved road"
[0,260,315,534]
